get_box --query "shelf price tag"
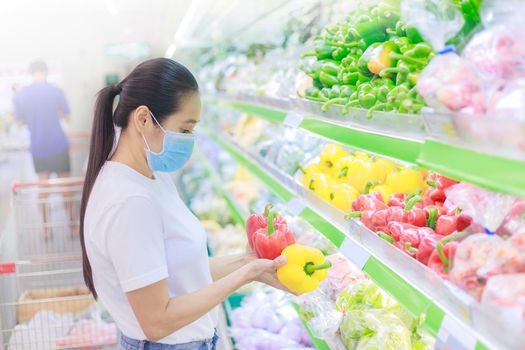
[339,238,370,270]
[286,197,306,216]
[435,315,477,350]
[283,111,304,128]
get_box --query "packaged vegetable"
[449,233,505,299]
[480,273,525,333]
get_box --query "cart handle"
[12,176,84,191]
[0,255,82,275]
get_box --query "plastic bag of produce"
[477,232,525,280]
[335,279,396,312]
[400,0,464,52]
[445,183,516,232]
[417,53,486,114]
[449,233,505,300]
[480,273,525,333]
[299,290,342,342]
[340,309,413,350]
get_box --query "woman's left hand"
[244,252,297,295]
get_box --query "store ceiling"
[0,0,294,62]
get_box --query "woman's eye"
[181,129,192,134]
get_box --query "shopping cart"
[11,178,84,261]
[0,256,118,349]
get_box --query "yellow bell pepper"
[352,150,370,162]
[386,167,425,194]
[330,183,359,212]
[371,157,396,182]
[364,180,392,203]
[276,244,332,295]
[319,144,348,171]
[331,156,355,180]
[310,173,335,201]
[299,163,321,189]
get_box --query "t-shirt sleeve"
[56,88,70,114]
[106,196,168,293]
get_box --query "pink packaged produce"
[496,199,525,237]
[477,232,525,280]
[449,233,505,300]
[480,273,525,333]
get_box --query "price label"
[340,238,370,270]
[436,315,476,350]
[283,111,304,128]
[286,197,306,216]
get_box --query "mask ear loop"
[141,111,165,150]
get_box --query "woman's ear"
[132,105,151,133]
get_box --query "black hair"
[29,60,48,74]
[80,58,199,298]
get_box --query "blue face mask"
[142,113,194,173]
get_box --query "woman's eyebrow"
[184,118,200,124]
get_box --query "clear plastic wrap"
[449,233,505,300]
[480,273,525,333]
[299,290,342,342]
[417,53,486,114]
[444,183,516,232]
[335,279,396,312]
[400,0,464,52]
[476,236,525,280]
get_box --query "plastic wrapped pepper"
[427,231,467,279]
[364,180,393,203]
[352,193,388,212]
[358,41,400,77]
[396,227,436,257]
[253,211,296,260]
[276,244,332,294]
[347,210,377,232]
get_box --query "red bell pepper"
[347,210,378,231]
[352,193,388,212]
[370,207,407,228]
[246,204,283,250]
[406,207,428,227]
[388,193,406,207]
[252,211,295,259]
[426,173,459,190]
[387,221,419,241]
[415,232,445,264]
[435,213,472,236]
[427,231,467,279]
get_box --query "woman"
[80,58,286,350]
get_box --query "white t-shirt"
[84,161,218,344]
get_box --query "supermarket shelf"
[205,93,525,198]
[203,131,519,350]
[292,303,331,350]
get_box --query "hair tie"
[114,84,122,95]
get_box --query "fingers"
[272,255,287,268]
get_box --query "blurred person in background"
[14,60,71,179]
[13,60,73,239]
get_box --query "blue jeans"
[119,330,219,350]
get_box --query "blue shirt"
[14,81,70,159]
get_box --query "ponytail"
[80,84,120,298]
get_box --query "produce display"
[299,254,435,350]
[187,1,525,348]
[299,2,434,115]
[299,143,424,210]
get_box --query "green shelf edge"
[292,303,332,350]
[299,118,421,163]
[418,139,525,198]
[209,98,525,199]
